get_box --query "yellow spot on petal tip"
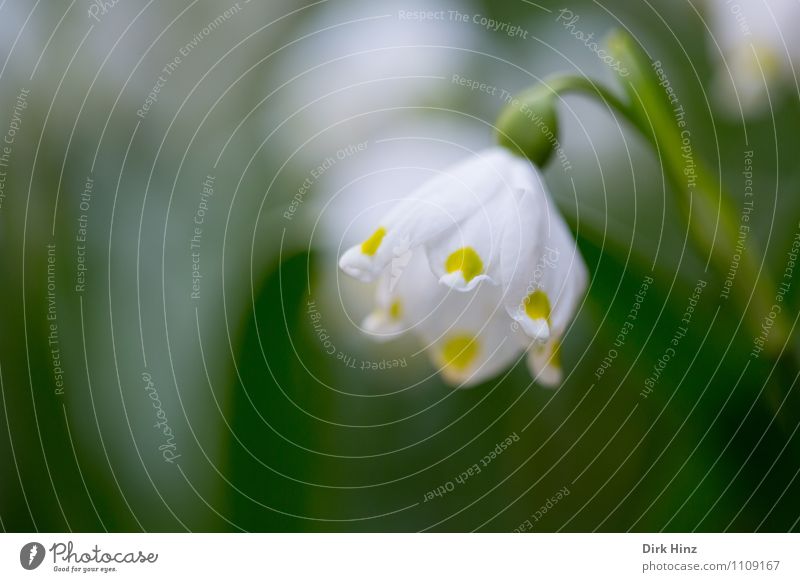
[440,334,480,372]
[531,339,563,387]
[360,227,386,256]
[389,300,402,320]
[444,247,484,283]
[550,339,562,369]
[524,289,551,323]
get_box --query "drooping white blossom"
[705,0,800,116]
[339,147,588,387]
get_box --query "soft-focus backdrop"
[1,0,799,532]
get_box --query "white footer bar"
[1,533,797,581]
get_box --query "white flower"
[705,0,800,116]
[338,146,588,387]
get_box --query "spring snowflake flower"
[338,147,588,387]
[705,0,800,116]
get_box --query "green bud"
[494,85,559,167]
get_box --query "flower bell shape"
[338,146,588,387]
[705,0,800,116]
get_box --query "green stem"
[604,30,788,355]
[543,75,647,137]
[525,31,789,356]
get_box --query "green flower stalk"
[495,29,790,357]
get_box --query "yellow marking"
[444,247,483,282]
[524,289,551,322]
[550,339,562,369]
[441,334,480,371]
[751,43,780,78]
[389,300,402,320]
[361,227,386,256]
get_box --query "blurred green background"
[1,0,799,532]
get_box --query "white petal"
[361,250,443,340]
[499,187,549,340]
[517,316,551,343]
[438,270,492,291]
[362,310,405,340]
[498,164,587,342]
[339,244,381,282]
[537,209,588,338]
[710,44,778,116]
[416,282,523,387]
[338,147,529,283]
[424,187,520,292]
[705,0,800,116]
[338,146,588,387]
[527,339,563,388]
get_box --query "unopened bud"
[494,85,559,167]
